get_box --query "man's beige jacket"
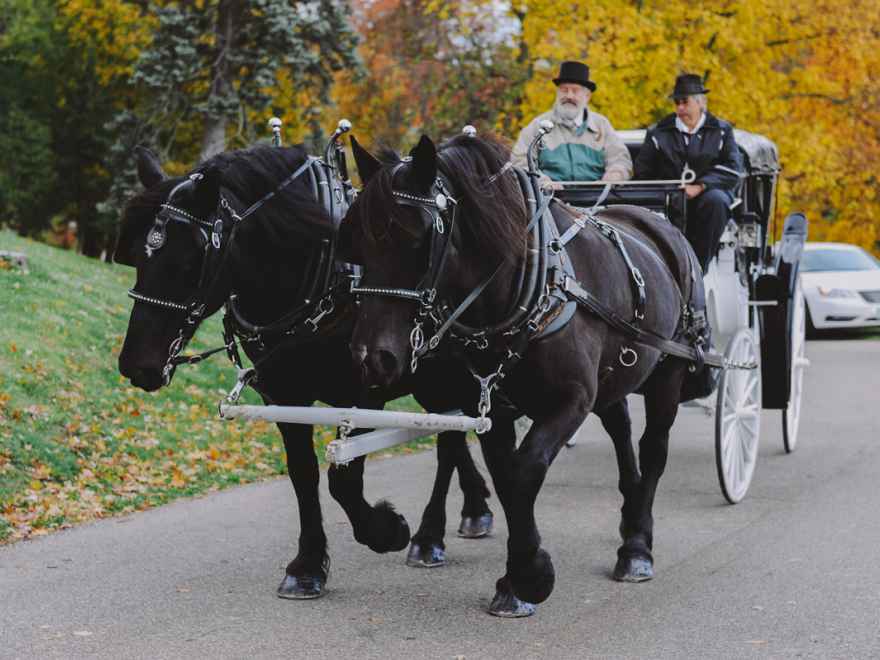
[512,107,633,182]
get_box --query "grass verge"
[0,231,435,544]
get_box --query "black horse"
[345,133,706,614]
[115,143,494,600]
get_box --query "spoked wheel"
[715,327,762,504]
[783,278,809,453]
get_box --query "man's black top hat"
[669,73,709,99]
[553,61,597,92]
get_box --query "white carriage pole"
[219,404,491,466]
[219,403,491,434]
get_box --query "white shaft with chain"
[219,404,491,434]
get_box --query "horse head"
[345,133,526,387]
[114,147,230,391]
[116,144,336,391]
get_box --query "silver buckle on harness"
[305,297,335,332]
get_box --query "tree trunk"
[198,0,240,162]
[199,117,228,163]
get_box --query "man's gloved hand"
[537,174,562,192]
[684,183,706,199]
[601,171,626,182]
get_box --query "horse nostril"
[375,349,399,377]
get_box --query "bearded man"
[512,61,632,187]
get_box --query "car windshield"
[801,248,880,272]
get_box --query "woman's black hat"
[553,61,597,92]
[669,73,709,99]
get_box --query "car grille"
[859,290,880,303]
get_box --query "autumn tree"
[123,0,360,163]
[333,0,526,149]
[511,0,880,251]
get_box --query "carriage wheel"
[715,327,762,504]
[783,278,809,453]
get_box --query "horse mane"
[119,145,332,260]
[355,134,527,263]
[205,144,332,248]
[436,134,527,261]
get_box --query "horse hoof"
[405,542,446,568]
[488,589,536,618]
[277,573,327,600]
[510,548,555,604]
[613,556,654,583]
[367,501,411,553]
[458,512,493,539]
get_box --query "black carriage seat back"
[625,142,641,163]
[732,130,780,229]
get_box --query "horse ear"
[351,135,382,185]
[135,146,166,189]
[409,135,437,190]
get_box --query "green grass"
[0,230,434,544]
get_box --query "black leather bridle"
[349,161,464,372]
[128,158,316,384]
[349,160,553,375]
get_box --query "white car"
[800,242,880,331]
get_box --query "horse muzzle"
[351,343,404,388]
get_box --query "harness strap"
[169,341,233,366]
[555,270,725,368]
[555,183,612,248]
[237,158,316,221]
[421,187,552,351]
[596,222,647,324]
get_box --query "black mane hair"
[355,134,527,264]
[202,144,332,247]
[118,145,332,262]
[436,134,527,262]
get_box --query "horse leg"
[407,431,459,568]
[327,441,410,554]
[474,418,536,617]
[595,399,641,542]
[407,431,494,567]
[613,363,686,582]
[276,422,330,599]
[502,387,593,607]
[455,435,494,539]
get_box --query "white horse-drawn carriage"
[554,127,809,502]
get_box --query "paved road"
[2,340,879,659]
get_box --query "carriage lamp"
[268,117,283,147]
[817,286,858,298]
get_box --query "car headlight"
[817,286,858,299]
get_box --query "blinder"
[143,174,212,258]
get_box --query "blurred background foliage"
[1,0,877,254]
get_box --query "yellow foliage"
[513,0,880,252]
[58,0,155,88]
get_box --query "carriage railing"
[553,180,691,233]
